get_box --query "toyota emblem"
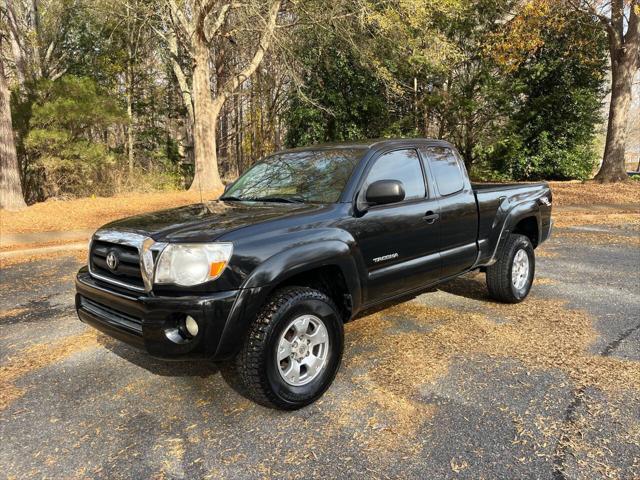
[106,251,119,271]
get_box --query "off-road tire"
[235,286,344,410]
[486,233,535,303]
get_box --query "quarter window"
[424,147,464,196]
[365,149,426,201]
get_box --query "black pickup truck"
[76,139,553,409]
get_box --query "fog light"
[185,315,199,337]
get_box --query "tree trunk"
[219,105,230,176]
[239,95,244,170]
[6,0,27,93]
[167,29,194,123]
[126,2,135,173]
[234,93,242,174]
[169,0,280,191]
[182,118,195,166]
[594,2,639,183]
[126,65,135,173]
[595,53,634,182]
[31,0,43,79]
[167,28,194,170]
[0,59,26,210]
[189,33,224,192]
[126,100,135,172]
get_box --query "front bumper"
[75,267,239,360]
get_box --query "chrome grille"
[90,240,144,290]
[88,230,157,292]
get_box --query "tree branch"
[43,38,56,66]
[611,0,624,42]
[49,67,67,81]
[167,26,194,122]
[166,0,192,36]
[4,1,23,48]
[625,1,640,69]
[204,2,231,42]
[196,0,218,41]
[214,0,281,108]
[567,0,623,53]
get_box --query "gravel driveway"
[1,216,638,479]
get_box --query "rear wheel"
[235,287,344,410]
[486,233,535,303]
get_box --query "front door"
[350,148,442,302]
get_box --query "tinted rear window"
[423,147,464,196]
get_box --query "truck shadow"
[437,274,493,302]
[97,335,254,400]
[97,336,220,378]
[92,274,494,401]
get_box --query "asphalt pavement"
[1,217,638,479]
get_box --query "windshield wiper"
[252,196,305,203]
[220,195,305,203]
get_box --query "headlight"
[154,243,233,286]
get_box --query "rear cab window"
[423,146,465,196]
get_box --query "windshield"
[222,148,364,203]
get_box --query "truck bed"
[472,181,551,265]
[471,181,547,192]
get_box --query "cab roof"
[280,138,455,153]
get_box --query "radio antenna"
[198,166,204,204]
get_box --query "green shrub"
[24,76,127,199]
[505,132,597,180]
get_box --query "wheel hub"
[292,338,310,360]
[276,314,329,386]
[512,249,530,290]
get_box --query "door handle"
[424,211,440,224]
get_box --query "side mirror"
[365,180,405,206]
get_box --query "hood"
[98,200,323,242]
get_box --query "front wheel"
[486,233,535,303]
[235,287,344,410]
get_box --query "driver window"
[366,149,426,201]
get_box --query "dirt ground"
[0,189,223,235]
[1,181,638,236]
[548,180,639,208]
[0,194,639,479]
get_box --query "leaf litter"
[0,330,101,410]
[322,285,640,473]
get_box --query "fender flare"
[484,200,541,266]
[213,240,362,359]
[504,202,542,241]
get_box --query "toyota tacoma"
[76,139,553,409]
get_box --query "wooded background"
[1,0,639,209]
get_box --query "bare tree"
[2,0,72,92]
[164,0,282,192]
[572,0,640,182]
[0,52,26,210]
[105,0,157,173]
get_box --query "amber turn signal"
[209,261,227,278]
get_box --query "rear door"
[350,148,442,302]
[421,146,478,278]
